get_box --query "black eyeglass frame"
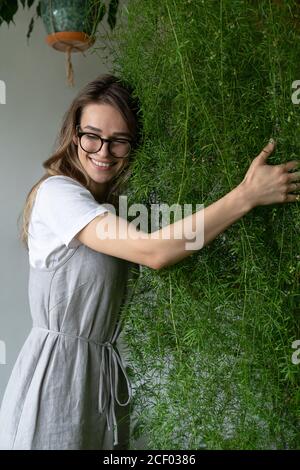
[75,124,133,158]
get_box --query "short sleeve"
[35,176,110,248]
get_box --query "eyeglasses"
[75,125,132,158]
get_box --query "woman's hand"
[239,139,300,209]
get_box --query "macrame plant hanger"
[46,0,95,87]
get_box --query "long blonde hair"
[18,74,143,251]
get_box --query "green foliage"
[0,0,41,41]
[92,0,300,449]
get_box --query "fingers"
[256,139,276,162]
[282,193,300,203]
[288,181,300,192]
[255,140,300,174]
[281,161,300,172]
[288,170,300,181]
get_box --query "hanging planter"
[40,0,114,86]
[1,1,120,86]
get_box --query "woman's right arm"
[76,140,300,270]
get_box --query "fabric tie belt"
[33,324,132,447]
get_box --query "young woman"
[0,74,299,450]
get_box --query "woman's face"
[73,102,131,195]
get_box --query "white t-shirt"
[28,175,110,269]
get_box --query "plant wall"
[93,0,300,449]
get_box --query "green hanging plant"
[0,0,120,44]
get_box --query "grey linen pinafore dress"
[0,240,138,450]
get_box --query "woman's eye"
[87,135,99,140]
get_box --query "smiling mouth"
[88,157,117,168]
